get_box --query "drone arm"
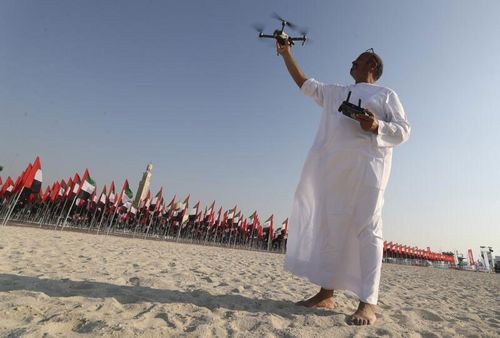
[290,37,307,46]
[258,34,275,39]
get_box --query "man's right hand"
[276,40,291,56]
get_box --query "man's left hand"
[355,110,379,134]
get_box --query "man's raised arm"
[277,41,307,88]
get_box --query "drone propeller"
[271,12,299,31]
[252,23,265,34]
[298,27,309,37]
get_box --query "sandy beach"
[0,224,498,337]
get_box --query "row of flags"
[0,157,454,262]
[383,241,454,263]
[0,157,289,245]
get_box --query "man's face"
[350,53,376,82]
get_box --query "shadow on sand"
[0,273,341,319]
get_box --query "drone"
[255,13,308,46]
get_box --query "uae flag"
[281,217,288,237]
[214,206,222,226]
[176,194,190,212]
[129,204,137,215]
[108,181,116,204]
[118,180,134,206]
[23,157,43,194]
[150,188,162,211]
[13,163,31,194]
[0,176,14,197]
[248,211,257,223]
[57,180,66,198]
[78,170,96,199]
[206,200,215,216]
[189,201,200,216]
[263,215,273,228]
[227,206,237,220]
[91,190,98,204]
[263,214,274,240]
[233,211,241,224]
[143,190,151,210]
[63,178,73,198]
[203,201,215,223]
[41,186,51,203]
[98,185,107,205]
[71,173,81,195]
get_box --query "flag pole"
[2,187,24,226]
[38,200,52,227]
[142,212,154,239]
[88,204,100,230]
[55,197,70,228]
[61,195,77,231]
[106,206,118,235]
[96,204,108,234]
[133,209,147,238]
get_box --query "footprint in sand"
[129,277,141,286]
[201,276,213,283]
[73,319,106,333]
[155,313,176,328]
[416,309,443,322]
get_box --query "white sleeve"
[300,78,343,108]
[376,91,411,147]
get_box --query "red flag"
[108,181,116,204]
[23,157,42,193]
[98,185,107,205]
[0,176,14,197]
[154,195,164,213]
[64,178,74,199]
[70,173,81,196]
[55,180,66,200]
[13,163,32,193]
[151,188,163,209]
[190,201,200,216]
[182,194,190,210]
[116,180,131,206]
[141,189,151,209]
[215,206,222,227]
[282,217,288,238]
[41,185,51,203]
[166,194,176,217]
[49,182,59,202]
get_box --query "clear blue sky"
[1,0,499,260]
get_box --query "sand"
[0,224,499,337]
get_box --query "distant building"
[134,163,153,208]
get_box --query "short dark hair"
[365,48,383,81]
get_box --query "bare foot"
[296,288,336,309]
[349,302,377,325]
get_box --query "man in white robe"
[277,43,410,325]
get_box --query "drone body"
[256,14,308,46]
